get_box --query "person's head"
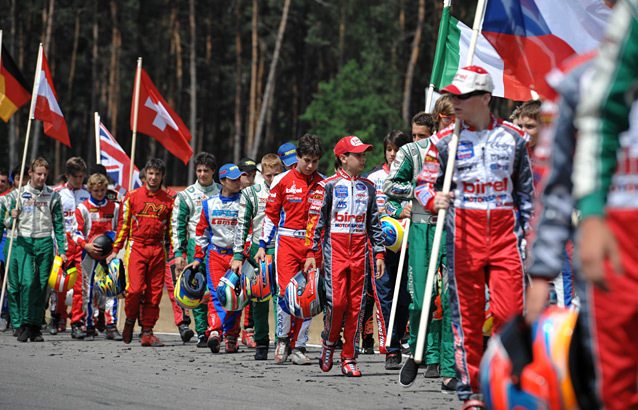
[333,157,342,174]
[29,158,50,189]
[441,66,494,129]
[432,94,455,131]
[0,168,9,193]
[11,163,28,188]
[383,130,411,165]
[238,157,258,188]
[278,142,298,170]
[260,154,283,187]
[139,167,146,185]
[334,136,373,176]
[53,175,67,187]
[296,134,323,176]
[87,173,109,202]
[518,99,542,148]
[194,152,217,187]
[411,112,435,142]
[509,105,522,127]
[65,157,87,189]
[144,158,165,191]
[218,163,245,195]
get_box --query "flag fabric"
[432,11,533,101]
[131,67,193,164]
[31,47,71,147]
[99,122,142,192]
[0,44,31,122]
[482,0,611,99]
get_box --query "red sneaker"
[319,341,336,372]
[141,331,165,347]
[225,336,239,353]
[122,319,135,344]
[242,329,257,348]
[341,359,361,377]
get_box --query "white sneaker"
[290,347,312,365]
[274,337,290,364]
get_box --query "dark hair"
[89,164,108,177]
[65,156,87,175]
[334,156,342,172]
[194,152,217,171]
[383,130,411,158]
[139,167,146,180]
[144,158,166,176]
[11,162,26,181]
[296,133,324,159]
[411,112,436,135]
[0,168,8,177]
[519,99,541,121]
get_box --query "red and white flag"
[31,45,70,147]
[99,122,142,193]
[131,67,193,164]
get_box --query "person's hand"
[106,252,117,264]
[10,208,19,219]
[184,261,201,272]
[399,202,412,219]
[578,216,622,291]
[84,243,102,258]
[255,247,266,263]
[59,254,68,264]
[174,256,186,273]
[375,259,385,279]
[524,277,550,326]
[230,259,243,274]
[433,192,454,212]
[304,257,316,273]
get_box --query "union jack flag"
[99,123,141,192]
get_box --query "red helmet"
[284,268,326,319]
[241,255,275,302]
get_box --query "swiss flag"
[131,67,193,164]
[32,47,71,147]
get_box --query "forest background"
[0,0,511,184]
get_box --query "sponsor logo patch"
[335,186,348,198]
[457,141,474,160]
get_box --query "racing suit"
[171,181,220,337]
[1,183,67,328]
[384,137,455,378]
[53,183,90,326]
[306,170,385,361]
[72,196,120,329]
[260,167,323,349]
[572,4,638,408]
[233,179,277,347]
[112,186,173,331]
[194,192,241,340]
[416,115,533,401]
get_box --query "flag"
[482,0,611,99]
[131,67,193,164]
[99,122,142,192]
[0,44,31,122]
[431,8,533,101]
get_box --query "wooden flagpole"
[94,112,101,164]
[129,58,142,191]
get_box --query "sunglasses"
[439,114,455,124]
[452,91,488,100]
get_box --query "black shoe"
[399,357,419,388]
[385,353,402,370]
[48,316,59,335]
[13,326,21,337]
[196,335,208,348]
[17,326,31,343]
[424,363,440,378]
[71,323,86,339]
[441,378,458,394]
[255,345,268,360]
[29,325,44,342]
[178,324,194,343]
[96,310,106,332]
[207,332,221,353]
[85,326,97,341]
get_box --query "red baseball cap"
[334,136,373,158]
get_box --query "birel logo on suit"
[462,179,508,194]
[286,183,302,194]
[335,212,365,223]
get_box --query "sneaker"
[242,328,257,348]
[207,332,221,354]
[341,359,362,377]
[319,341,336,372]
[441,378,458,394]
[424,363,440,378]
[13,326,21,337]
[255,345,268,360]
[290,347,312,365]
[105,325,123,341]
[58,322,67,333]
[385,353,402,370]
[196,335,208,348]
[401,343,411,355]
[178,324,194,343]
[17,326,30,343]
[399,357,419,388]
[96,310,106,332]
[122,319,135,344]
[84,326,97,341]
[71,323,86,339]
[48,315,59,335]
[274,337,290,364]
[140,330,165,347]
[225,336,239,353]
[462,393,486,410]
[29,325,44,342]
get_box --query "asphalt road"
[0,330,461,410]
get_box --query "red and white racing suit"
[72,197,120,328]
[112,186,173,330]
[416,115,534,401]
[260,167,323,348]
[306,170,385,360]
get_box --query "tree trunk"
[107,0,120,139]
[250,0,291,160]
[256,41,265,126]
[247,0,258,153]
[233,0,242,164]
[89,1,98,164]
[187,0,197,182]
[338,2,346,70]
[8,0,17,168]
[402,0,425,127]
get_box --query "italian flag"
[430,3,532,102]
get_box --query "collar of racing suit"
[337,169,361,181]
[382,163,390,174]
[218,191,240,203]
[461,114,499,132]
[88,196,108,207]
[26,182,46,196]
[291,166,319,186]
[63,182,87,192]
[195,181,218,195]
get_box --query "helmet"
[88,234,114,260]
[48,256,77,292]
[241,255,275,302]
[95,258,127,297]
[284,268,326,319]
[480,306,582,410]
[174,267,206,309]
[379,216,407,252]
[217,270,247,312]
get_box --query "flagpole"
[0,44,43,315]
[129,58,142,191]
[94,112,101,164]
[414,0,487,365]
[425,0,452,113]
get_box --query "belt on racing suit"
[277,227,306,239]
[209,244,234,255]
[411,213,438,225]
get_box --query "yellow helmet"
[48,256,77,292]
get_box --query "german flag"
[0,44,31,122]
